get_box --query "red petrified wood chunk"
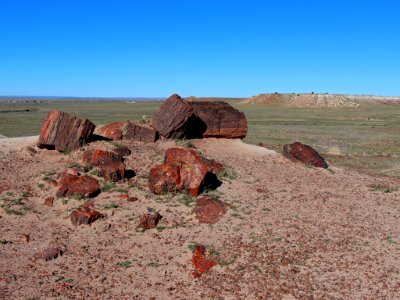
[32,247,63,261]
[195,196,229,224]
[56,172,101,198]
[137,211,162,230]
[70,204,104,226]
[165,148,212,196]
[94,121,158,142]
[192,245,217,278]
[148,164,180,195]
[188,101,248,139]
[37,110,95,151]
[44,196,54,207]
[151,94,195,139]
[82,149,126,182]
[283,142,328,168]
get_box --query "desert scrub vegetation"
[218,166,238,180]
[369,184,398,193]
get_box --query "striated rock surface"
[151,94,195,139]
[56,172,101,198]
[283,142,328,168]
[95,121,158,142]
[189,101,248,139]
[195,196,229,224]
[37,110,95,151]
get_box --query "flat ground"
[0,137,400,299]
[1,98,399,177]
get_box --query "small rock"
[283,142,328,168]
[33,246,62,261]
[192,245,216,277]
[70,205,104,226]
[148,164,180,195]
[82,149,126,182]
[127,196,138,202]
[137,212,162,230]
[195,196,229,224]
[57,175,101,198]
[44,196,54,207]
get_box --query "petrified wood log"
[283,142,328,168]
[37,110,95,151]
[95,121,158,142]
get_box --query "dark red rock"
[195,196,229,224]
[33,247,62,261]
[112,146,131,157]
[95,121,158,142]
[148,164,180,195]
[151,94,195,139]
[83,149,126,182]
[192,245,217,278]
[70,205,104,226]
[56,173,100,198]
[188,101,248,139]
[127,196,138,202]
[44,196,54,207]
[37,110,95,151]
[164,148,211,196]
[283,142,328,168]
[137,212,162,230]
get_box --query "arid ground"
[1,134,400,299]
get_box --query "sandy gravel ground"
[0,137,400,299]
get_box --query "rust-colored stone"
[137,212,162,230]
[148,164,180,195]
[95,121,158,142]
[44,196,54,207]
[83,149,126,182]
[192,245,217,278]
[127,196,138,202]
[37,110,95,151]
[283,142,328,168]
[33,247,62,261]
[165,148,211,196]
[70,205,104,226]
[195,196,229,224]
[188,101,248,139]
[56,173,100,198]
[151,94,195,139]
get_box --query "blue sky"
[0,0,399,97]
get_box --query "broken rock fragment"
[148,164,180,195]
[37,110,95,151]
[95,121,158,142]
[137,211,162,230]
[70,204,104,226]
[82,149,126,182]
[33,247,63,261]
[283,142,328,168]
[195,196,229,224]
[56,172,101,199]
[192,245,217,278]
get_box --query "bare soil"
[1,137,400,299]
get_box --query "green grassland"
[1,98,399,177]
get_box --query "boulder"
[56,173,101,198]
[148,164,180,195]
[83,149,126,182]
[37,110,95,151]
[151,94,196,139]
[70,204,104,226]
[195,196,229,224]
[192,245,217,278]
[164,148,213,196]
[95,121,158,142]
[137,211,162,230]
[188,101,248,138]
[32,247,63,261]
[283,142,328,168]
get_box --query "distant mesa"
[241,93,360,108]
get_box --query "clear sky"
[0,0,399,97]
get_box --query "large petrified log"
[151,93,248,139]
[150,94,196,139]
[283,142,328,168]
[94,121,158,142]
[37,110,95,151]
[188,101,248,139]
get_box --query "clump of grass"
[203,189,223,200]
[103,202,119,209]
[100,181,116,192]
[114,187,128,194]
[179,193,195,206]
[187,242,200,252]
[37,183,46,191]
[0,239,8,244]
[70,193,84,201]
[89,168,102,177]
[61,198,69,205]
[218,166,238,180]
[116,260,132,268]
[67,162,84,169]
[370,184,398,193]
[387,235,397,244]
